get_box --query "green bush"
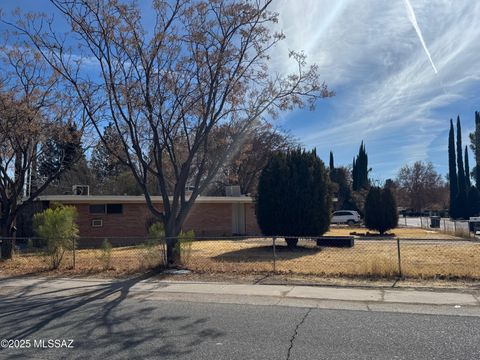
[364,186,398,235]
[33,204,79,269]
[97,239,113,270]
[256,149,331,247]
[176,230,194,264]
[148,221,165,239]
[143,222,167,267]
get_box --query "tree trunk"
[285,237,298,248]
[0,220,14,260]
[164,222,181,266]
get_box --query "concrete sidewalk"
[1,277,480,313]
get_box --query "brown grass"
[0,245,165,278]
[1,227,479,280]
[183,238,480,279]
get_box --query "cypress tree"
[329,151,334,170]
[448,119,458,218]
[465,146,471,190]
[256,149,331,248]
[468,186,480,217]
[352,141,369,191]
[456,116,468,218]
[470,111,480,187]
[364,186,398,235]
[352,157,357,191]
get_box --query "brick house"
[28,195,261,239]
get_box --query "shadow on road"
[0,273,224,358]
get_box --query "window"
[107,204,123,214]
[89,204,123,214]
[89,204,106,214]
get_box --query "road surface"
[1,278,479,359]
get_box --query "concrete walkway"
[1,277,480,315]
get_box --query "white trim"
[35,195,254,204]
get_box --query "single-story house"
[20,195,261,240]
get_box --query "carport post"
[396,238,402,278]
[272,237,276,273]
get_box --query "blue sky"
[1,0,479,181]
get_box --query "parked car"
[331,210,361,226]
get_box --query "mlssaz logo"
[33,339,74,349]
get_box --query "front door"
[232,203,246,235]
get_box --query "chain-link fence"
[1,235,480,279]
[401,216,472,238]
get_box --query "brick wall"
[65,201,261,239]
[245,203,261,235]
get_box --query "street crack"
[286,308,312,360]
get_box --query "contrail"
[403,0,438,74]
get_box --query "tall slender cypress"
[457,117,466,191]
[352,157,357,191]
[329,151,334,170]
[465,145,471,190]
[472,111,480,187]
[448,119,458,218]
[352,141,369,191]
[456,116,468,218]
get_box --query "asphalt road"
[1,288,480,360]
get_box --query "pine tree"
[456,116,468,218]
[38,121,82,180]
[91,123,128,180]
[465,145,471,190]
[448,119,458,218]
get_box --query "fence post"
[73,238,76,269]
[420,216,423,228]
[443,218,446,232]
[454,220,457,235]
[396,238,402,278]
[272,237,276,274]
[404,217,407,227]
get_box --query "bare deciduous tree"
[208,123,297,195]
[396,161,446,213]
[8,0,333,263]
[0,43,83,258]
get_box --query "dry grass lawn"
[1,226,479,279]
[185,238,480,279]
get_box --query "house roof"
[35,195,254,204]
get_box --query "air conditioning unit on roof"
[225,185,241,197]
[72,185,90,196]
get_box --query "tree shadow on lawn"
[212,244,321,263]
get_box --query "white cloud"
[270,0,480,177]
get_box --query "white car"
[331,210,361,226]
